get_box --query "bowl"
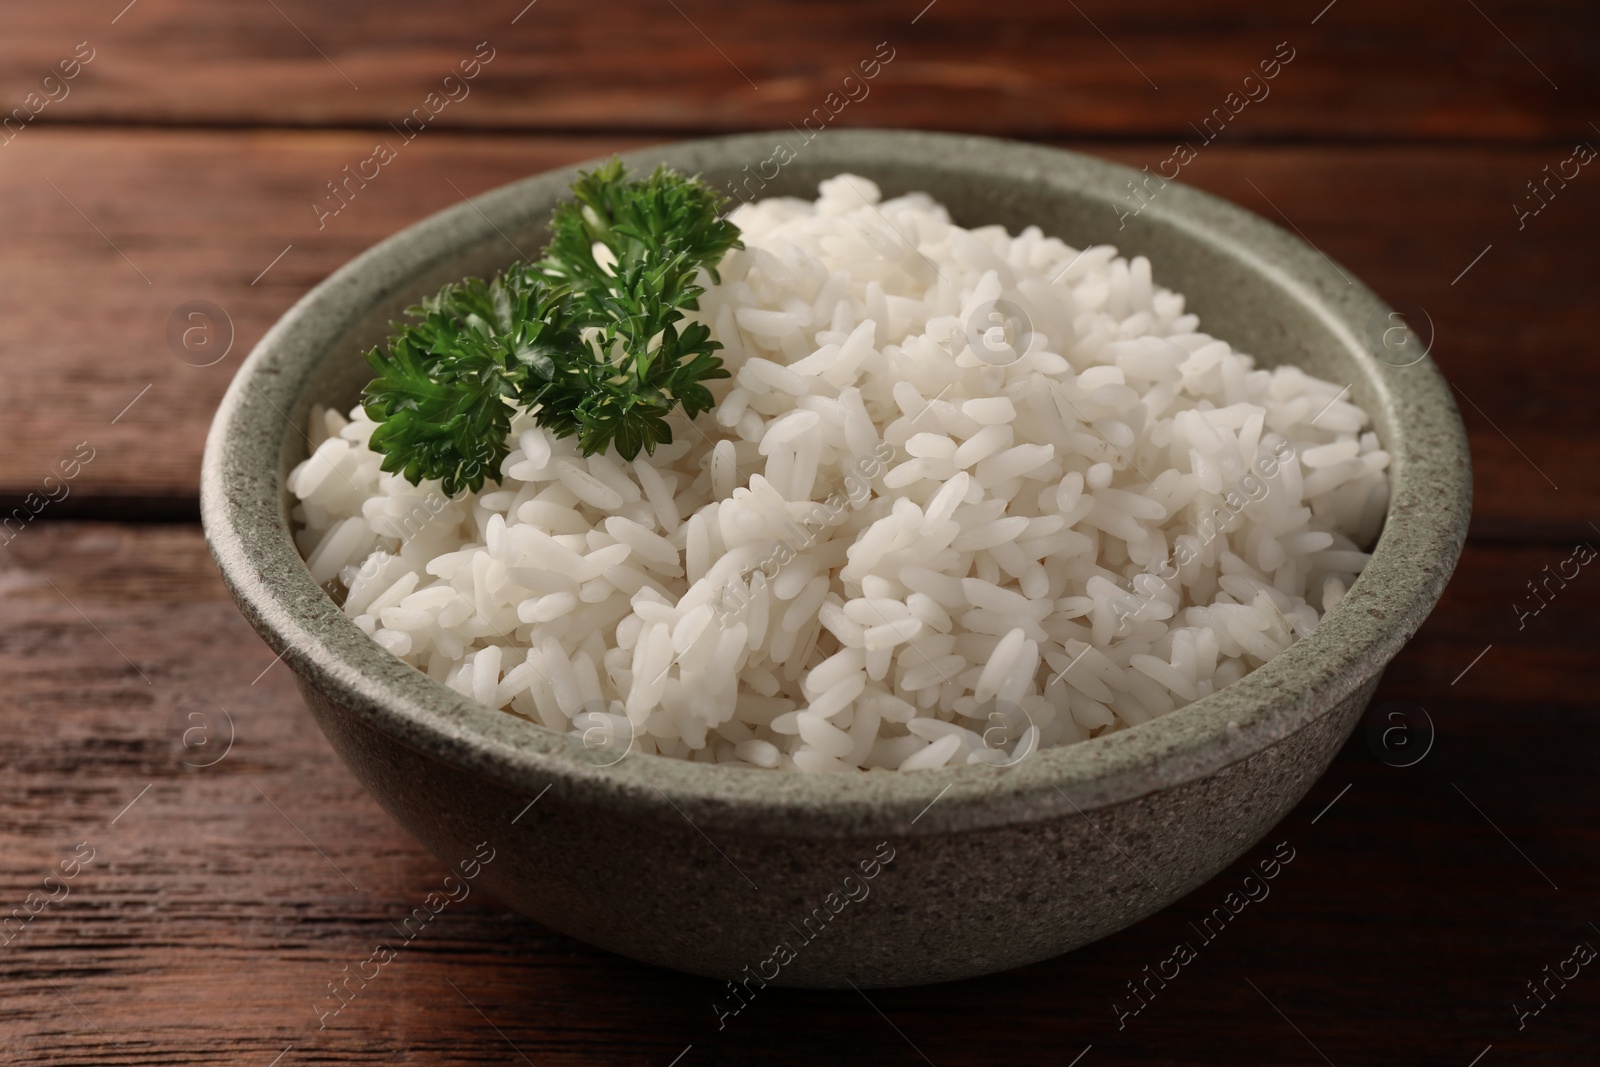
[201,129,1471,988]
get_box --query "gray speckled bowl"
[201,130,1470,988]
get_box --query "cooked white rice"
[289,174,1389,773]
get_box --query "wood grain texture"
[1,524,1595,1065]
[0,0,1594,139]
[0,129,651,513]
[0,131,1595,533]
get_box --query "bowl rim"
[201,128,1471,838]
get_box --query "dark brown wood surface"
[2,1,1596,1063]
[2,1,1596,138]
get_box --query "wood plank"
[0,0,1593,140]
[1,524,1594,1063]
[1,130,1593,531]
[0,129,653,513]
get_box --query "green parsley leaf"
[359,159,742,494]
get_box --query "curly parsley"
[360,159,742,495]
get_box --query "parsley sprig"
[360,159,742,495]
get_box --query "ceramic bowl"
[201,129,1470,988]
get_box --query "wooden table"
[3,2,1596,1063]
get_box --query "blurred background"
[1,1,1596,1064]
